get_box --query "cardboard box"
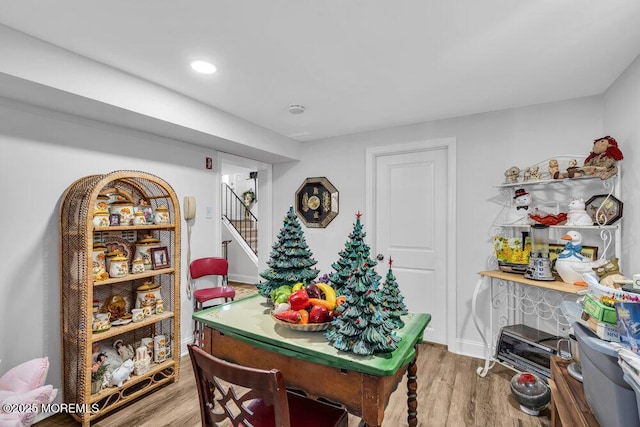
[584,312,620,342]
[583,293,618,325]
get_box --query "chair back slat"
[188,344,290,427]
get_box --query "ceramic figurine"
[548,159,560,179]
[109,359,134,387]
[529,165,541,180]
[559,159,582,179]
[134,346,151,376]
[555,231,594,285]
[504,166,520,184]
[565,198,593,226]
[113,339,135,361]
[504,189,532,225]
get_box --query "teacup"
[633,274,640,289]
[154,334,167,348]
[141,338,153,356]
[154,345,171,363]
[131,309,144,323]
[93,312,110,323]
[92,312,110,330]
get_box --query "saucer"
[92,323,111,333]
[111,318,132,326]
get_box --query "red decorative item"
[529,209,567,226]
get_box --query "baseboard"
[453,337,490,360]
[229,273,258,284]
[180,334,196,357]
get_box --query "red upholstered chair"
[190,257,235,344]
[187,344,348,427]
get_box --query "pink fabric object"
[0,385,57,426]
[0,358,49,394]
[0,413,23,427]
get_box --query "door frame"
[365,138,457,349]
[218,152,273,275]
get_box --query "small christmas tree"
[325,253,399,355]
[329,212,376,296]
[380,258,408,329]
[256,206,319,298]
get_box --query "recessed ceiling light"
[190,60,217,74]
[288,104,306,115]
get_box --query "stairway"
[221,183,258,264]
[229,219,258,255]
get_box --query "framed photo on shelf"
[151,246,170,269]
[109,213,120,226]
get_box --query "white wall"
[272,95,605,357]
[603,54,640,273]
[0,98,222,400]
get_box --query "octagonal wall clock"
[295,177,339,228]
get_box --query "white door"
[367,141,453,345]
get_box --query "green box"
[583,294,618,325]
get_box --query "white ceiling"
[1,0,639,142]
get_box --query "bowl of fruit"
[271,282,343,332]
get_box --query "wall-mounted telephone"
[183,196,196,220]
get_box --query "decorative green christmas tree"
[325,253,400,355]
[329,212,376,296]
[256,206,319,298]
[380,258,408,329]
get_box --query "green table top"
[193,294,431,376]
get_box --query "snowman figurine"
[505,188,533,225]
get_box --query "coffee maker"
[524,224,555,281]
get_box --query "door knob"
[376,253,384,261]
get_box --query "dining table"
[193,294,431,427]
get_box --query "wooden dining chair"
[187,344,349,427]
[190,257,236,345]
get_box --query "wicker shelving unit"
[59,171,181,426]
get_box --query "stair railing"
[221,183,258,255]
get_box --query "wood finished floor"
[36,343,550,427]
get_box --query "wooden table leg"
[407,344,419,427]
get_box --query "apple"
[309,305,330,323]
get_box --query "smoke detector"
[288,104,306,115]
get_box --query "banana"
[315,282,337,310]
